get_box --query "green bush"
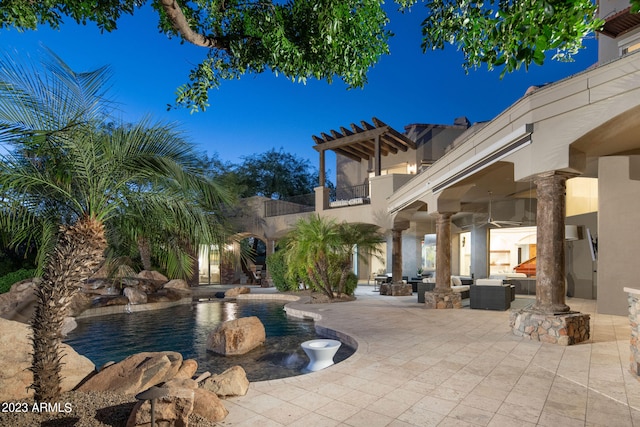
[266,250,298,292]
[0,268,36,294]
[343,272,358,296]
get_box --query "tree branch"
[159,0,228,49]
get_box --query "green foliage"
[266,249,298,292]
[0,49,231,279]
[283,215,383,299]
[0,0,139,32]
[235,148,321,199]
[0,0,618,110]
[167,0,392,112]
[0,268,36,294]
[412,0,603,76]
[343,271,358,296]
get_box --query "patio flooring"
[216,285,638,426]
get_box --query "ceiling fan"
[482,191,522,228]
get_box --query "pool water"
[64,300,354,381]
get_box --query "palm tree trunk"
[137,236,152,271]
[184,240,199,287]
[30,215,107,402]
[314,258,334,299]
[336,259,352,296]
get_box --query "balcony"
[329,184,370,208]
[264,193,315,217]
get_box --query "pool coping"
[76,296,193,318]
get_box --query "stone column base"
[510,309,590,345]
[379,283,413,296]
[424,290,462,309]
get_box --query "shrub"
[343,272,358,296]
[0,268,36,294]
[266,250,298,292]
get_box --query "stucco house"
[203,0,640,327]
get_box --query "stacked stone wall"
[510,309,590,345]
[424,291,462,309]
[625,289,640,376]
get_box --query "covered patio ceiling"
[312,117,416,162]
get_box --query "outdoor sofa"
[469,279,514,311]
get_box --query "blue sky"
[1,3,599,168]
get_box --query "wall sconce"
[407,163,417,174]
[565,225,579,241]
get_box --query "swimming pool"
[64,300,354,381]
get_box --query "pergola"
[312,117,416,186]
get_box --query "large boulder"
[193,387,229,422]
[126,386,195,427]
[77,351,183,395]
[201,365,249,397]
[0,278,38,323]
[91,295,129,308]
[136,270,168,284]
[146,289,184,303]
[224,286,251,298]
[123,287,148,305]
[0,317,95,401]
[173,359,198,380]
[67,291,94,316]
[164,378,229,422]
[163,279,191,294]
[206,316,266,356]
[126,378,228,426]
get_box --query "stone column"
[391,228,403,283]
[435,212,453,292]
[532,172,573,313]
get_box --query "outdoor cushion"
[475,279,504,286]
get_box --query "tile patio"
[219,286,638,426]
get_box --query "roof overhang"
[598,7,640,38]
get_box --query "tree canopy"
[199,148,327,199]
[405,0,604,76]
[1,0,618,111]
[235,148,321,199]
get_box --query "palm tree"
[0,50,228,401]
[107,177,231,282]
[284,215,384,299]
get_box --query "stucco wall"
[598,156,640,315]
[566,212,598,299]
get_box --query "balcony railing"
[264,193,315,217]
[330,183,369,201]
[329,183,370,208]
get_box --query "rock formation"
[0,268,193,325]
[163,279,191,294]
[0,317,95,401]
[126,377,229,426]
[77,351,183,395]
[201,365,250,397]
[123,286,148,305]
[206,316,266,356]
[224,286,251,298]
